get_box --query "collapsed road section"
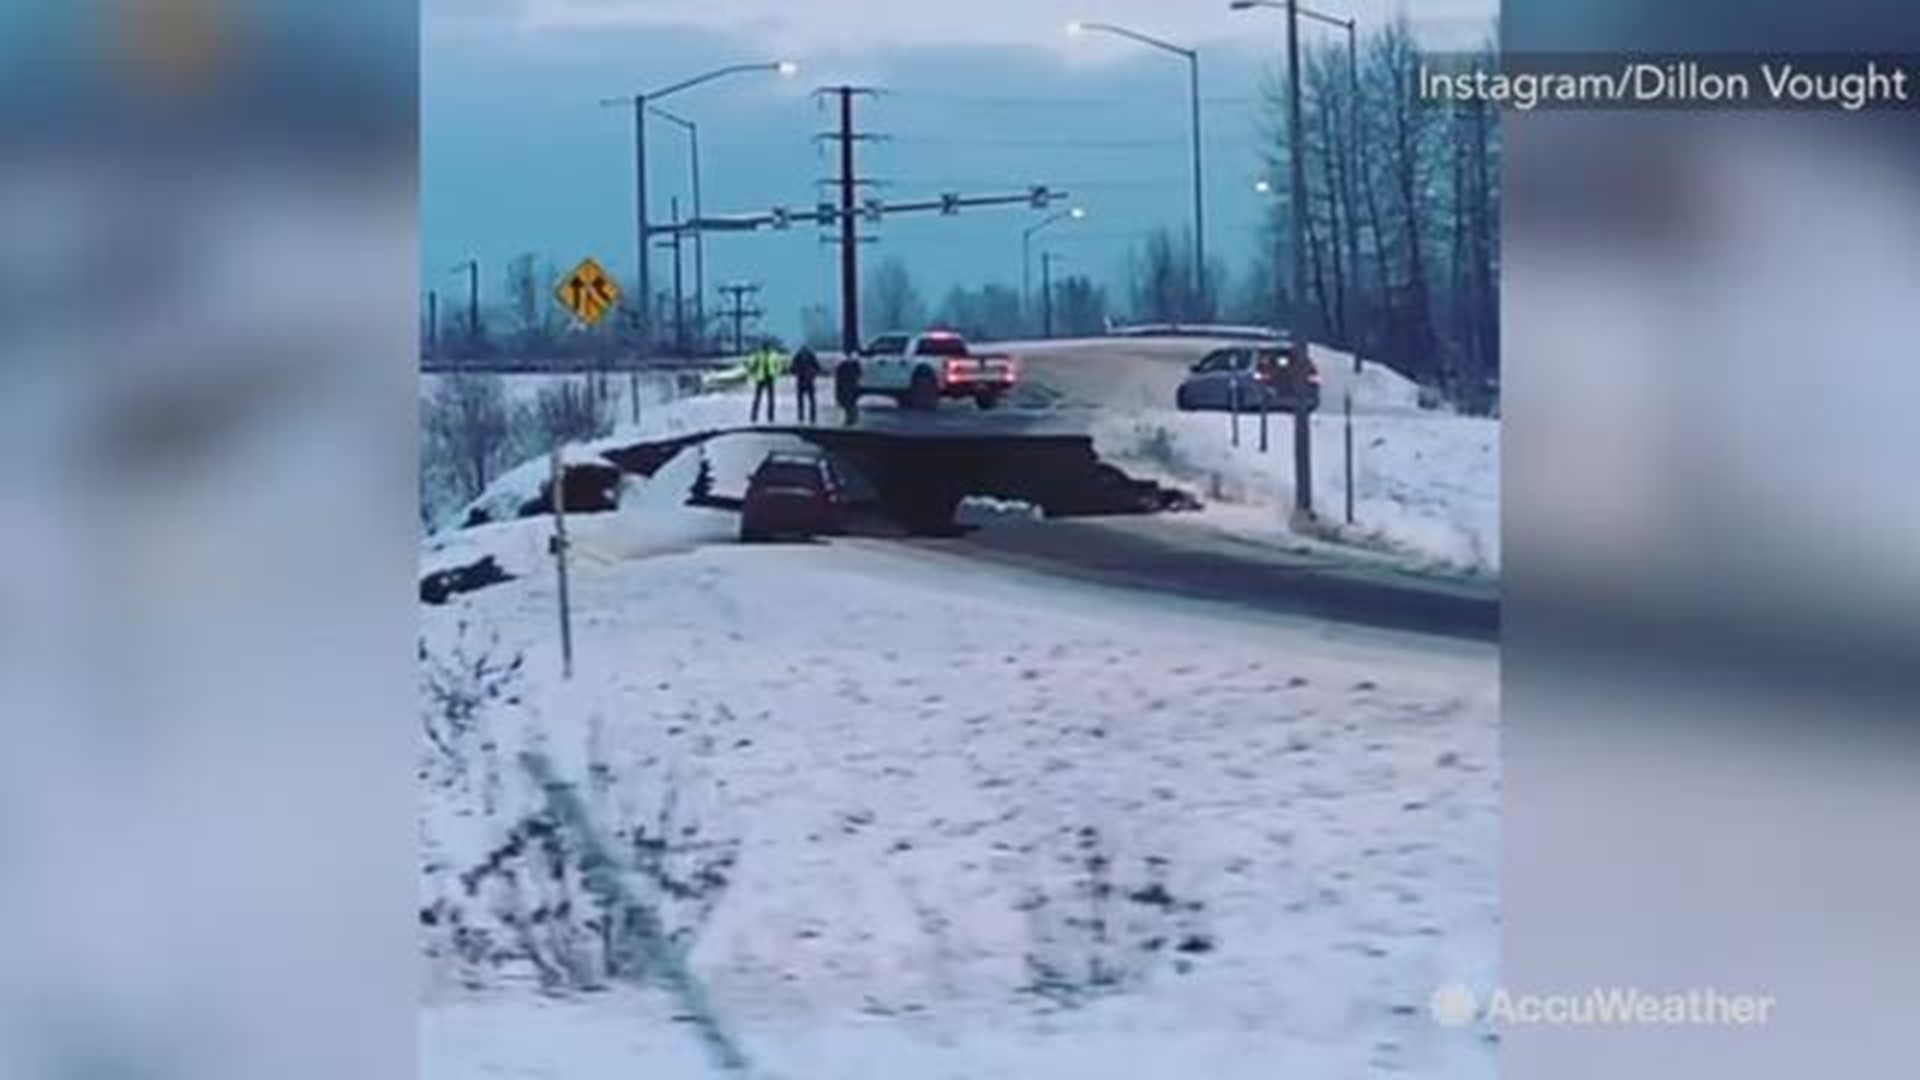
[462,426,1199,534]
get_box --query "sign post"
[1343,389,1355,525]
[1229,377,1241,448]
[549,448,574,681]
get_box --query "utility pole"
[1342,16,1361,528]
[425,289,438,360]
[1286,0,1314,520]
[817,85,880,356]
[717,282,763,355]
[665,196,687,355]
[839,88,859,355]
[1233,0,1356,524]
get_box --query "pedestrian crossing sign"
[555,257,622,326]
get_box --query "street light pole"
[1231,0,1355,347]
[1187,49,1206,311]
[1022,207,1085,332]
[652,107,706,353]
[602,61,797,362]
[449,259,480,350]
[1068,21,1204,309]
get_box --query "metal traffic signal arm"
[666,186,1070,235]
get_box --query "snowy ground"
[1088,406,1500,576]
[419,459,1500,1078]
[1007,338,1499,575]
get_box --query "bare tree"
[937,283,1024,341]
[798,304,838,351]
[533,378,614,448]
[1127,228,1205,323]
[1255,21,1498,403]
[425,374,513,503]
[1053,274,1111,338]
[863,258,928,332]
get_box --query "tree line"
[1250,20,1498,409]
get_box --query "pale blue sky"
[423,0,1496,339]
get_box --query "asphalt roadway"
[930,514,1499,644]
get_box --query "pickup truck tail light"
[943,358,1019,381]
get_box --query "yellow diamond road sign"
[556,257,622,326]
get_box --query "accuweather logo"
[1428,982,1776,1029]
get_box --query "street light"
[650,106,706,354]
[1066,20,1206,309]
[1022,206,1086,329]
[600,60,797,358]
[1229,0,1357,350]
[1231,0,1360,526]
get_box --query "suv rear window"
[753,463,824,490]
[916,335,969,357]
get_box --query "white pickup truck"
[854,331,1019,410]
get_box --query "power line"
[883,90,1263,109]
[887,134,1185,150]
[885,175,1188,191]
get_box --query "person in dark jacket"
[833,356,863,427]
[790,345,822,424]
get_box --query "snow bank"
[1307,344,1428,414]
[424,451,736,583]
[419,527,1498,1079]
[955,496,1045,525]
[1091,406,1500,575]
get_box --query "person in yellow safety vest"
[748,337,788,424]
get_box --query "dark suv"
[1175,343,1320,414]
[739,452,848,542]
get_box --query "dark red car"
[739,452,848,542]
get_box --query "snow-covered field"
[419,455,1500,1078]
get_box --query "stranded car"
[739,452,848,542]
[1174,342,1320,414]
